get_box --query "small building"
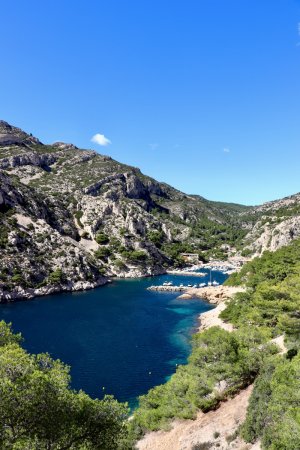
[180,253,199,264]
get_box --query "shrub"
[75,210,84,228]
[147,230,164,247]
[115,259,126,269]
[96,232,110,245]
[0,321,129,448]
[11,273,24,284]
[94,247,111,260]
[242,354,300,449]
[48,268,65,284]
[121,250,147,263]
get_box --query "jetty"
[148,285,188,292]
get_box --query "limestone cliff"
[2,120,300,300]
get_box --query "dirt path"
[137,385,259,450]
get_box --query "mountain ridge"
[1,120,300,300]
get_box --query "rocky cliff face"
[2,120,300,300]
[0,122,192,300]
[239,192,300,256]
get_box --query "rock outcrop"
[178,285,245,304]
[0,152,58,170]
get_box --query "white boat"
[212,280,219,286]
[199,283,206,287]
[187,284,192,287]
[207,270,212,286]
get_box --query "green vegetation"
[120,249,147,264]
[161,242,194,265]
[0,226,8,248]
[127,326,277,442]
[0,321,128,449]
[94,247,112,260]
[190,217,247,249]
[126,239,300,448]
[95,232,110,245]
[222,240,300,346]
[74,210,84,228]
[219,239,300,449]
[241,353,300,449]
[147,230,164,248]
[48,268,65,284]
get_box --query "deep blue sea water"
[0,270,227,407]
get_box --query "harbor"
[147,259,244,294]
[147,280,219,293]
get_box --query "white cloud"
[91,133,111,146]
[223,147,230,153]
[149,143,159,150]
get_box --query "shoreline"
[179,285,245,334]
[0,267,168,303]
[137,285,257,450]
[197,301,234,332]
[137,282,284,450]
[0,257,241,303]
[0,277,108,302]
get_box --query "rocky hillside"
[0,120,253,300]
[239,192,300,256]
[1,119,300,300]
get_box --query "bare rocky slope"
[1,120,299,301]
[239,192,300,256]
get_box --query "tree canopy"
[0,321,128,449]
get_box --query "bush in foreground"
[0,321,128,449]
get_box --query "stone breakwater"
[147,285,188,293]
[148,285,244,303]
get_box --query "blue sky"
[1,0,300,205]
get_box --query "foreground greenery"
[241,354,300,449]
[0,321,128,449]
[126,239,300,448]
[222,239,300,348]
[126,326,278,444]
[221,239,300,449]
[2,235,300,448]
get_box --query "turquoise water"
[0,270,227,406]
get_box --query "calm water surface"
[0,270,227,406]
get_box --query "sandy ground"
[15,213,34,228]
[137,385,260,450]
[198,301,234,332]
[271,334,287,354]
[78,237,99,252]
